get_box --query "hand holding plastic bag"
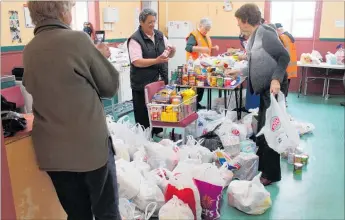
[257,92,300,153]
[227,172,272,215]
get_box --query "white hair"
[199,18,212,29]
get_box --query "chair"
[144,81,198,144]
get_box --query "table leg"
[239,84,243,119]
[298,67,304,98]
[218,90,222,98]
[324,69,329,99]
[235,88,240,120]
[224,90,227,110]
[304,67,308,96]
[209,89,212,110]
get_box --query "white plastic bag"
[130,161,151,176]
[232,152,259,181]
[144,168,172,193]
[183,136,213,163]
[159,196,194,220]
[257,92,300,153]
[119,198,157,220]
[186,116,207,137]
[165,173,202,220]
[116,159,141,199]
[145,142,179,171]
[335,47,344,65]
[112,139,130,161]
[219,163,234,187]
[227,173,272,215]
[222,136,241,157]
[326,52,337,65]
[132,176,165,214]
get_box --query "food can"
[281,151,288,159]
[216,76,224,87]
[301,155,309,164]
[293,163,303,174]
[182,74,189,85]
[210,76,217,87]
[288,152,295,164]
[189,73,196,86]
[294,155,303,163]
[171,96,182,105]
[224,77,232,87]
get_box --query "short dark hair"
[235,3,262,26]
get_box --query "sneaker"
[197,104,206,110]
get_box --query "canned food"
[210,76,217,87]
[294,155,303,163]
[224,78,232,87]
[288,152,295,164]
[301,155,309,164]
[189,73,196,86]
[182,74,189,85]
[293,163,303,174]
[217,76,224,87]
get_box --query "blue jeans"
[47,138,121,220]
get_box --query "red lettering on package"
[270,116,281,132]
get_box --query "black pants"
[286,79,291,97]
[132,90,162,135]
[197,88,204,104]
[256,76,288,182]
[47,139,121,220]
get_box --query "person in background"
[185,18,219,109]
[226,3,290,186]
[128,8,176,138]
[275,23,298,106]
[23,1,121,219]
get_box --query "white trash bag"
[145,142,179,171]
[159,196,195,220]
[257,92,300,153]
[227,172,272,215]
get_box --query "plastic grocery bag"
[257,92,300,154]
[219,163,234,187]
[130,161,151,176]
[186,115,207,137]
[132,176,165,214]
[116,159,141,199]
[227,173,272,215]
[112,139,130,161]
[119,198,157,220]
[184,136,213,163]
[165,173,202,220]
[232,152,259,181]
[145,142,179,171]
[193,163,224,220]
[335,47,344,65]
[144,168,172,193]
[159,196,194,220]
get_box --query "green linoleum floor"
[125,92,345,219]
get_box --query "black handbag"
[1,95,16,111]
[1,111,27,137]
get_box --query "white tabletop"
[297,61,345,70]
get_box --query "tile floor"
[126,92,345,219]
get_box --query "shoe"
[260,177,273,186]
[197,104,206,110]
[154,131,164,138]
[341,102,345,106]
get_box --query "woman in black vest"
[128,8,176,137]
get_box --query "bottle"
[187,57,194,71]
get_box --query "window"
[71,2,89,31]
[271,1,316,38]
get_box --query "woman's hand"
[270,79,281,95]
[155,54,169,64]
[213,45,219,51]
[224,69,240,78]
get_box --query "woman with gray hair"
[23,1,121,219]
[127,8,176,137]
[185,17,219,109]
